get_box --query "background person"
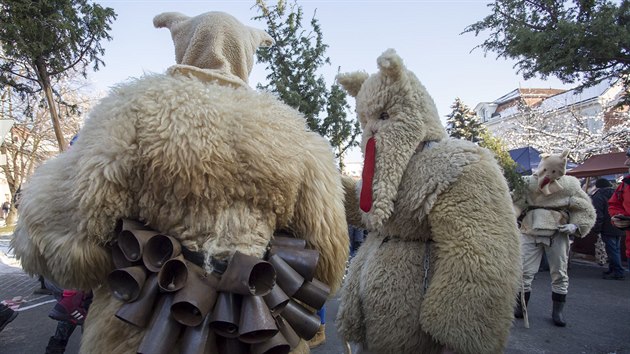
[513,150,596,327]
[591,178,625,280]
[608,148,630,271]
[44,279,92,354]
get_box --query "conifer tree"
[445,97,484,143]
[0,0,116,151]
[465,0,630,105]
[479,130,526,194]
[253,0,360,170]
[447,97,524,192]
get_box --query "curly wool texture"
[336,49,520,354]
[343,49,445,230]
[341,176,363,227]
[154,11,273,86]
[12,68,348,354]
[514,175,596,237]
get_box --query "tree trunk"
[338,145,345,173]
[34,60,66,152]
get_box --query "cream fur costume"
[12,11,349,354]
[336,49,521,354]
[513,151,595,295]
[515,150,596,240]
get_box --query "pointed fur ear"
[377,48,404,80]
[252,29,274,47]
[560,149,570,160]
[540,153,550,160]
[153,12,189,29]
[337,71,368,97]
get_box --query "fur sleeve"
[11,152,104,289]
[564,177,596,237]
[74,92,140,246]
[421,155,521,354]
[292,135,349,294]
[12,90,139,290]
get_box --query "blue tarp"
[509,146,578,176]
[509,147,541,176]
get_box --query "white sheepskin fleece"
[514,174,596,237]
[12,69,349,354]
[336,49,521,354]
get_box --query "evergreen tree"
[464,0,630,105]
[320,78,361,170]
[446,97,524,192]
[0,0,116,151]
[253,0,360,170]
[478,130,526,195]
[445,97,484,142]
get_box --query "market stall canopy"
[566,152,628,178]
[509,146,541,175]
[508,146,577,175]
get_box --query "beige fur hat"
[154,11,273,85]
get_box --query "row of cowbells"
[106,219,330,354]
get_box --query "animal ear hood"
[377,49,404,81]
[343,49,446,230]
[252,28,274,47]
[154,11,272,85]
[337,71,369,97]
[153,12,189,29]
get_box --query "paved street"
[1,233,628,354]
[313,259,629,354]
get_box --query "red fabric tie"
[360,137,376,212]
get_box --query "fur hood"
[154,11,273,88]
[337,49,446,230]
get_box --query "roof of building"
[494,88,567,106]
[537,77,619,112]
[478,77,622,121]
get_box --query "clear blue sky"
[89,1,572,161]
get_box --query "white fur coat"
[12,69,349,354]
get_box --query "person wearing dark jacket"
[591,178,626,280]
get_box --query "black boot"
[45,336,68,354]
[514,292,530,319]
[551,292,566,327]
[0,304,18,332]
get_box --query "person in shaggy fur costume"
[512,150,595,327]
[335,49,521,354]
[11,11,349,354]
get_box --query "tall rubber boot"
[45,336,68,354]
[551,292,566,327]
[514,292,530,319]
